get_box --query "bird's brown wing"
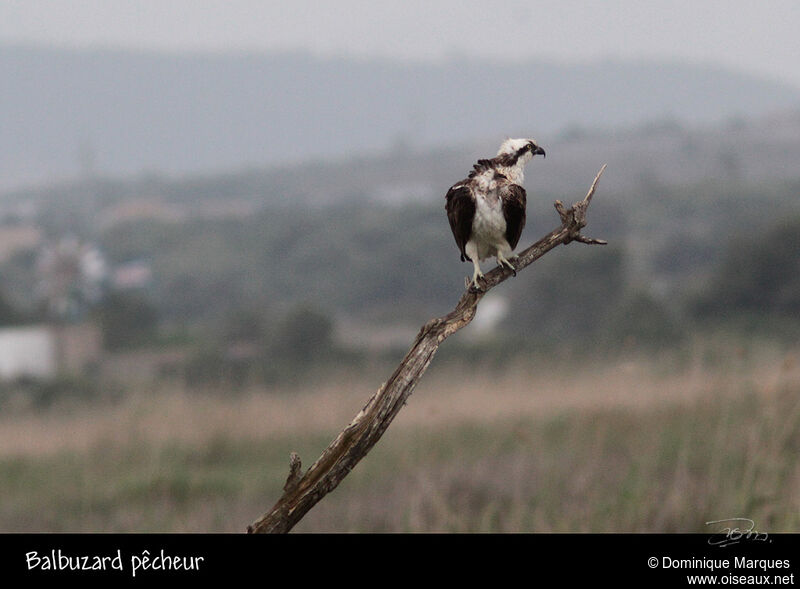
[445,184,475,262]
[500,183,527,250]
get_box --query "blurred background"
[0,1,798,532]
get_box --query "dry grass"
[1,337,798,532]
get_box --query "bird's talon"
[466,275,484,292]
[498,258,517,276]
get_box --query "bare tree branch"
[247,164,608,534]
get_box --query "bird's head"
[497,137,546,161]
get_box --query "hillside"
[3,44,799,190]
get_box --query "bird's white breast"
[470,192,507,260]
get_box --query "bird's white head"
[497,137,546,160]
[495,137,546,184]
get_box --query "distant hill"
[5,107,798,216]
[2,44,799,190]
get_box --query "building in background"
[0,323,102,380]
[35,237,107,321]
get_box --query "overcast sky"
[2,1,799,89]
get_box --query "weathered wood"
[247,165,608,534]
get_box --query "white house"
[0,323,101,380]
[0,325,57,379]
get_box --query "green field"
[1,338,798,533]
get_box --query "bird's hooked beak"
[533,145,546,158]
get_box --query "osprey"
[445,137,546,290]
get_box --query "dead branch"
[247,164,608,533]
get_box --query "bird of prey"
[445,137,546,290]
